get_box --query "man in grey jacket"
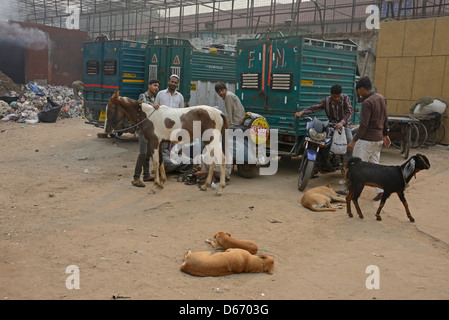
[215,82,245,126]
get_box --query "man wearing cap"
[155,74,184,108]
[154,74,192,173]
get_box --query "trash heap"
[0,71,84,123]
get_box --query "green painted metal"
[145,38,193,102]
[84,37,238,128]
[83,40,147,127]
[191,51,237,83]
[145,38,238,105]
[236,35,358,154]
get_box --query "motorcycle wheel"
[298,158,315,191]
[237,164,259,179]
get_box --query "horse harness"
[112,100,157,133]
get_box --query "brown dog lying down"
[301,185,346,212]
[180,248,274,277]
[206,232,258,254]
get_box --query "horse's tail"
[220,113,229,156]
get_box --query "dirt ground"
[1,118,449,300]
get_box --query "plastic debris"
[0,71,85,123]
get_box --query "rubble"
[0,71,84,123]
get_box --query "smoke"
[0,20,49,50]
[0,0,20,21]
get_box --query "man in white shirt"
[155,74,191,173]
[155,74,184,108]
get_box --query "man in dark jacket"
[347,76,391,200]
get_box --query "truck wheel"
[298,158,315,191]
[237,164,259,178]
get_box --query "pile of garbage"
[0,71,84,124]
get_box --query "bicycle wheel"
[424,120,437,146]
[410,123,419,148]
[414,121,427,148]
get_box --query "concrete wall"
[374,17,449,144]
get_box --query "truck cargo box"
[236,34,359,155]
[83,40,147,128]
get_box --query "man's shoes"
[143,176,154,182]
[131,180,145,187]
[372,192,384,201]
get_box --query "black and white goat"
[344,154,431,222]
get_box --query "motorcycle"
[297,116,356,191]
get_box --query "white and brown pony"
[104,91,229,195]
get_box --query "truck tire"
[237,164,259,179]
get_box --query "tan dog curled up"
[301,185,346,212]
[206,232,258,254]
[180,248,274,277]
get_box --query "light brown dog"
[180,248,274,277]
[206,232,258,254]
[301,185,346,212]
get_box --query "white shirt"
[155,89,184,108]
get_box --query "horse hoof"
[153,183,163,189]
[200,185,208,191]
[376,216,382,221]
[409,217,415,223]
[215,191,222,197]
[347,213,353,218]
[152,185,163,192]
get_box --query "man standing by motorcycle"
[294,84,353,172]
[347,76,391,201]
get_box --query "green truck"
[235,33,360,157]
[83,39,147,130]
[83,37,237,133]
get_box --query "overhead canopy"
[2,0,448,41]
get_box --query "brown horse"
[104,91,229,195]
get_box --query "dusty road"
[1,118,448,300]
